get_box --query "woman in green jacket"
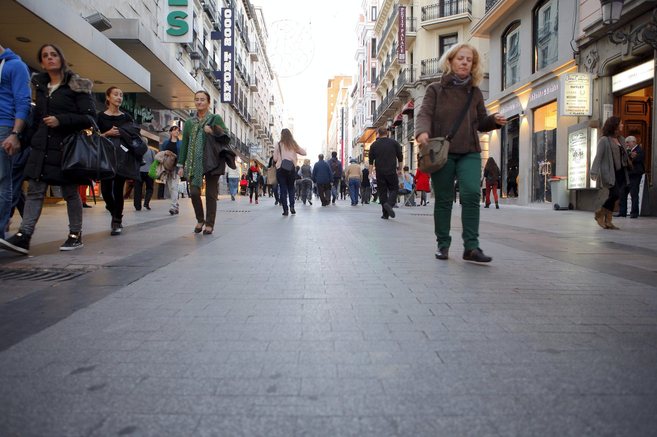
[178,90,228,235]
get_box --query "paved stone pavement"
[0,195,656,436]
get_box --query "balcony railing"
[378,6,399,49]
[420,57,441,78]
[202,0,217,21]
[485,0,501,13]
[406,117,414,141]
[422,0,472,22]
[407,17,417,33]
[372,67,415,124]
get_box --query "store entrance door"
[617,86,653,183]
[501,117,520,198]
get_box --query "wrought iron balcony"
[421,0,472,24]
[420,57,441,79]
[485,0,501,13]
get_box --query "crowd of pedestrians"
[0,42,642,265]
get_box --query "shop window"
[502,21,520,90]
[371,6,377,21]
[533,0,558,72]
[532,101,558,202]
[439,34,458,58]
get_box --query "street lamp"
[602,2,657,50]
[600,0,624,25]
[190,52,202,78]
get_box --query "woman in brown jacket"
[415,43,506,263]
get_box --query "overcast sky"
[257,0,361,158]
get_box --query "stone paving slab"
[1,197,657,435]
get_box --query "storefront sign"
[398,6,406,64]
[567,122,598,189]
[528,79,559,108]
[560,73,592,116]
[612,60,654,93]
[220,8,234,104]
[567,127,588,189]
[163,0,193,43]
[499,97,521,118]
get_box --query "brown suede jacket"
[415,74,500,154]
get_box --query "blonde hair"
[303,158,310,165]
[438,43,483,87]
[280,128,302,153]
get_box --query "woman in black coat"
[97,86,143,236]
[0,44,95,255]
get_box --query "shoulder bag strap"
[446,90,475,141]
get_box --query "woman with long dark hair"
[483,157,500,209]
[591,116,629,230]
[0,44,95,255]
[273,129,306,216]
[97,86,142,235]
[178,90,228,234]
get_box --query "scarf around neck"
[451,74,472,87]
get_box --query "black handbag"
[278,143,294,171]
[61,124,117,180]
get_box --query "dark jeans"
[190,174,219,227]
[20,180,82,236]
[300,179,313,203]
[348,178,360,205]
[602,169,627,212]
[101,176,127,219]
[318,183,331,206]
[376,172,398,217]
[134,172,154,209]
[619,174,642,216]
[276,168,295,210]
[249,183,259,201]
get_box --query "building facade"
[472,0,580,207]
[574,0,656,215]
[326,75,352,164]
[0,0,286,175]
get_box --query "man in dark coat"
[327,151,342,204]
[369,127,403,219]
[618,135,645,218]
[312,153,333,206]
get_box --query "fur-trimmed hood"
[31,71,93,93]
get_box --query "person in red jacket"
[414,168,430,206]
[247,161,261,204]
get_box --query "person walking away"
[98,86,144,235]
[312,154,332,206]
[178,90,228,235]
[266,154,279,204]
[344,159,361,206]
[617,135,644,218]
[507,163,518,197]
[414,167,430,206]
[0,44,96,255]
[0,44,31,240]
[247,160,261,204]
[134,144,156,211]
[369,127,403,219]
[361,166,371,204]
[161,126,181,214]
[483,157,501,209]
[299,158,313,205]
[225,164,240,201]
[590,116,629,230]
[415,43,506,262]
[328,151,342,204]
[273,128,306,216]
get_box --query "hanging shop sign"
[220,8,235,104]
[398,6,406,64]
[567,121,598,190]
[612,60,654,93]
[163,0,193,43]
[560,73,592,116]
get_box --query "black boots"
[111,216,123,236]
[463,248,492,263]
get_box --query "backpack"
[330,159,340,177]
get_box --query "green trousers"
[431,152,482,251]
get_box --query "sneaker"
[82,203,92,208]
[0,231,31,255]
[169,208,179,215]
[290,207,296,214]
[144,204,151,210]
[462,248,492,263]
[231,195,235,201]
[383,203,396,218]
[60,233,83,251]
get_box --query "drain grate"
[411,213,433,217]
[222,210,251,213]
[0,267,87,282]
